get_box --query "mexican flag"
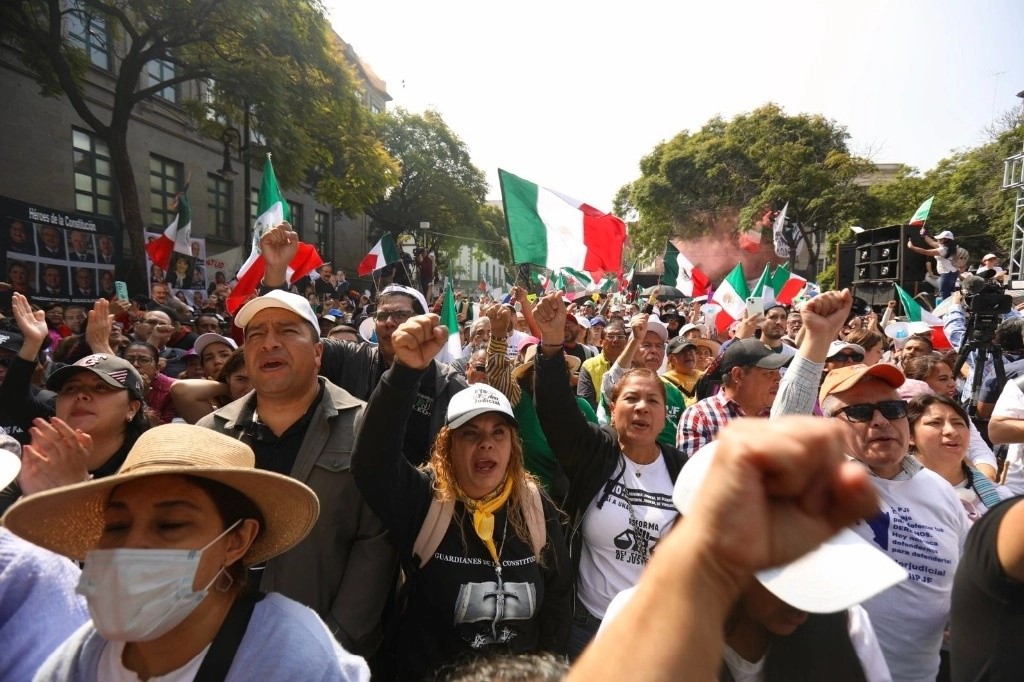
[711,263,750,332]
[358,233,401,276]
[591,273,618,293]
[435,279,462,363]
[145,192,192,270]
[499,169,626,273]
[908,196,934,227]
[774,265,808,306]
[895,284,942,325]
[554,267,593,290]
[661,241,710,297]
[751,263,806,307]
[226,155,323,314]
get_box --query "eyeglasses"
[604,335,627,342]
[374,310,414,323]
[472,364,486,372]
[835,400,908,423]
[124,355,155,366]
[829,352,865,363]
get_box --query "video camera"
[960,273,1012,318]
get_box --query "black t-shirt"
[563,343,588,366]
[402,365,435,467]
[246,385,324,475]
[950,496,1024,680]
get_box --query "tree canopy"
[0,0,397,288]
[366,108,507,268]
[615,103,874,264]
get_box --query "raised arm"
[533,291,610,479]
[350,314,445,554]
[482,303,521,406]
[170,379,230,424]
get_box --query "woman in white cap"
[907,230,959,301]
[350,314,571,681]
[1,423,369,681]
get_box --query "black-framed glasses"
[374,310,414,323]
[830,352,865,363]
[472,364,486,372]
[835,400,907,423]
[124,355,155,366]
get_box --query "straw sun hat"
[1,424,319,566]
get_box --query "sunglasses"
[471,364,486,372]
[835,400,908,423]
[829,352,865,363]
[373,310,414,323]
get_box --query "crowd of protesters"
[3,223,1024,681]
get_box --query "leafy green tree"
[0,0,396,289]
[616,103,875,269]
[366,108,504,268]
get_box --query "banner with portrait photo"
[0,195,121,311]
[145,231,208,309]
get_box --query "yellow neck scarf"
[462,476,515,565]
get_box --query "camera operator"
[942,274,1020,405]
[974,318,1024,419]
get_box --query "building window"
[66,3,111,71]
[147,59,179,103]
[149,155,184,227]
[207,173,232,239]
[249,188,259,228]
[287,201,303,238]
[313,210,329,256]
[72,128,114,217]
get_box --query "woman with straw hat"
[351,314,571,681]
[2,423,369,681]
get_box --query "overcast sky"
[325,0,1024,211]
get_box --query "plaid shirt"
[676,391,765,457]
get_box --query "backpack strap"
[523,481,547,556]
[411,496,455,570]
[194,589,266,682]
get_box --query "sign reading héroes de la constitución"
[0,195,122,305]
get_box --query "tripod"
[952,311,1006,418]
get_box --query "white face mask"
[77,519,242,642]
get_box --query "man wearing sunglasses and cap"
[818,363,970,682]
[773,289,970,682]
[255,224,466,466]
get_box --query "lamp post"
[217,108,252,246]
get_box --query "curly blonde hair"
[424,424,546,560]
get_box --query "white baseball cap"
[234,290,319,334]
[826,341,866,359]
[446,384,519,430]
[672,443,907,613]
[936,230,955,240]
[0,438,20,490]
[193,333,238,359]
[645,315,669,342]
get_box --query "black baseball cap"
[720,338,792,373]
[46,353,146,401]
[666,337,697,355]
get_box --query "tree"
[366,108,504,268]
[0,0,397,289]
[615,103,874,271]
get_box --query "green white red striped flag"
[499,168,626,273]
[895,284,941,325]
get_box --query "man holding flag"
[257,223,466,466]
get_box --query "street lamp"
[218,128,240,180]
[216,109,253,244]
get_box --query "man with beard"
[760,303,797,359]
[257,223,466,466]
